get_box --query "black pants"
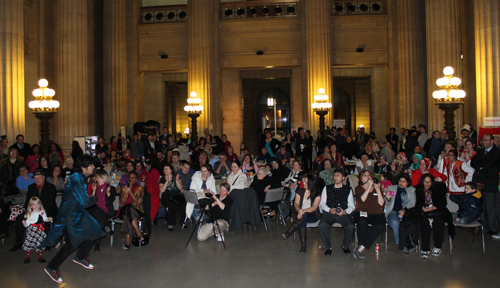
[482,192,500,233]
[14,212,51,246]
[419,216,445,251]
[142,191,152,234]
[0,202,8,237]
[353,212,385,250]
[318,212,355,250]
[161,195,186,226]
[48,227,94,270]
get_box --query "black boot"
[299,228,307,253]
[281,218,305,240]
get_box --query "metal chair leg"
[449,235,453,254]
[481,225,486,254]
[260,208,268,231]
[385,223,388,252]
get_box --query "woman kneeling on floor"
[281,174,322,253]
[197,183,233,242]
[117,171,144,251]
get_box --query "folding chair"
[260,187,286,231]
[446,197,485,254]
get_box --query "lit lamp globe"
[443,66,454,76]
[38,78,49,88]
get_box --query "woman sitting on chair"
[415,173,452,259]
[117,171,144,251]
[281,174,322,253]
[87,170,115,251]
[227,160,248,191]
[352,170,385,259]
[188,164,217,221]
[159,164,184,231]
[250,167,281,208]
[385,174,416,252]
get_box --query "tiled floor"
[1,219,499,288]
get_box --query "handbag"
[132,233,150,247]
[423,210,444,218]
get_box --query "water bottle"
[226,171,230,178]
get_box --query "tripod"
[185,198,226,248]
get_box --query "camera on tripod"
[205,192,216,203]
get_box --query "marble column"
[57,0,90,148]
[303,0,332,135]
[0,0,25,142]
[475,0,500,126]
[103,0,127,139]
[188,0,214,136]
[397,0,427,129]
[425,0,463,134]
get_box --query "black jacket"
[25,182,58,219]
[471,146,500,192]
[386,133,399,152]
[9,143,33,159]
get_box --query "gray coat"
[384,184,416,218]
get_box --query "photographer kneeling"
[197,183,233,242]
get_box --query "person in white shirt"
[318,168,355,256]
[227,160,248,191]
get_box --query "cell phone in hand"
[389,191,395,196]
[127,180,131,187]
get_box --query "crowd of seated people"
[1,122,500,261]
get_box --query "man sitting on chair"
[197,183,233,242]
[318,168,355,256]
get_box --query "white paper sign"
[484,117,500,127]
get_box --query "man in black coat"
[9,134,33,159]
[385,127,399,152]
[9,168,58,251]
[471,134,500,238]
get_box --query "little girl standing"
[22,197,53,264]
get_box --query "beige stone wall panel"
[0,0,25,142]
[103,0,128,139]
[396,0,427,129]
[56,0,90,147]
[426,0,463,134]
[475,0,500,126]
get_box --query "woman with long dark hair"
[47,143,64,167]
[282,174,322,253]
[159,164,183,230]
[70,141,84,160]
[415,173,451,258]
[26,144,41,173]
[96,137,108,154]
[117,171,144,251]
[47,165,65,193]
[38,156,51,178]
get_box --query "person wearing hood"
[410,154,423,171]
[271,159,290,183]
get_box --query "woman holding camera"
[197,183,233,242]
[159,164,184,231]
[415,173,451,258]
[352,170,385,259]
[117,171,144,251]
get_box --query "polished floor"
[1,218,500,288]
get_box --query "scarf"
[410,154,423,170]
[397,186,409,207]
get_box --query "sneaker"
[122,244,130,251]
[353,250,364,259]
[492,232,500,239]
[73,257,94,269]
[44,267,63,283]
[217,234,225,242]
[421,251,430,259]
[432,247,442,257]
[324,248,333,256]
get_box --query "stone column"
[103,0,127,139]
[188,0,214,136]
[0,0,25,142]
[475,0,500,126]
[397,0,427,128]
[57,0,90,148]
[303,0,332,135]
[425,0,462,134]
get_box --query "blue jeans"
[387,211,400,245]
[299,212,318,229]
